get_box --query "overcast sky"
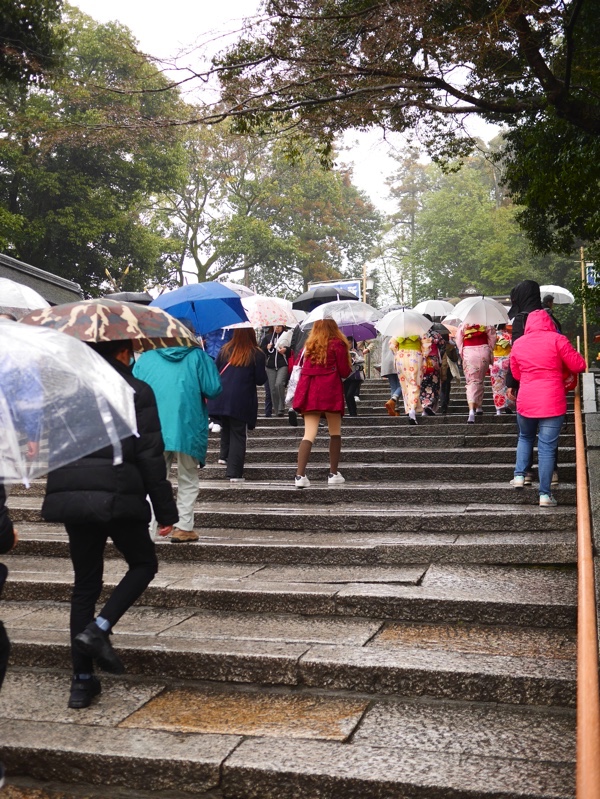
[73,1,498,211]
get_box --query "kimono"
[420,330,447,413]
[456,324,495,407]
[490,332,515,412]
[391,335,424,414]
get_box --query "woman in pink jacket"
[510,310,586,506]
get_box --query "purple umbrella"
[339,322,378,341]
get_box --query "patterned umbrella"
[20,299,198,351]
[240,295,298,327]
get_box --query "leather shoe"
[74,622,125,674]
[68,675,101,709]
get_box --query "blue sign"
[587,265,597,287]
[308,279,362,300]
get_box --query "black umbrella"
[104,291,153,305]
[292,285,359,312]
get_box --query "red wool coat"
[293,338,352,414]
[510,310,586,418]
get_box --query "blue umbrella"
[150,283,248,335]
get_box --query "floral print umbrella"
[20,299,198,351]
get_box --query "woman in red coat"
[292,319,352,487]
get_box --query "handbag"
[285,349,305,405]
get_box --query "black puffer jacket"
[43,358,178,527]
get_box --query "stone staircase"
[0,380,578,798]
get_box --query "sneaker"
[73,623,125,674]
[229,477,245,483]
[354,396,361,403]
[539,493,557,507]
[68,674,102,709]
[211,423,221,433]
[511,475,525,488]
[170,528,199,543]
[551,471,559,486]
[295,475,310,488]
[288,409,298,427]
[523,472,533,486]
[475,409,483,415]
[385,398,399,417]
[218,458,227,465]
[328,472,345,485]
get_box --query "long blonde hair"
[304,319,350,366]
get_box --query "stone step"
[12,523,577,566]
[8,480,577,506]
[252,412,574,427]
[0,670,575,798]
[1,559,577,627]
[3,603,576,705]
[7,496,577,531]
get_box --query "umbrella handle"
[97,395,124,466]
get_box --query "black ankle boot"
[68,675,101,709]
[74,622,125,674]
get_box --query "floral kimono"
[490,332,515,412]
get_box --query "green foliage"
[0,7,186,295]
[0,0,65,87]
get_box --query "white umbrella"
[217,281,256,298]
[444,296,509,326]
[539,285,575,305]
[0,321,137,486]
[375,308,432,338]
[300,300,382,330]
[240,294,297,327]
[0,277,50,315]
[413,299,455,319]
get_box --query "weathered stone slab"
[0,671,165,726]
[120,686,367,741]
[299,644,575,705]
[253,564,428,584]
[2,720,240,793]
[222,737,575,799]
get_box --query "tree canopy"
[0,0,64,87]
[209,0,600,253]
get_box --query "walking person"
[133,340,222,543]
[542,294,563,333]
[490,326,515,415]
[261,325,291,417]
[0,485,16,788]
[343,338,365,417]
[456,323,495,424]
[41,339,178,709]
[380,335,400,399]
[419,318,446,416]
[385,334,425,425]
[292,319,352,487]
[208,329,267,482]
[510,310,585,506]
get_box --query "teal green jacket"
[133,347,222,465]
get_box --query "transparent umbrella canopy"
[443,296,509,327]
[539,285,575,304]
[375,308,432,338]
[0,321,138,486]
[0,277,50,318]
[300,300,382,330]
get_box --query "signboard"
[586,263,597,287]
[308,279,362,300]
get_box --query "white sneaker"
[511,475,525,488]
[229,477,245,483]
[211,423,221,433]
[295,475,310,488]
[328,472,345,485]
[355,396,361,403]
[539,493,557,507]
[218,459,227,465]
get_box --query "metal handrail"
[574,385,600,797]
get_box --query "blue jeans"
[515,414,565,497]
[386,373,400,398]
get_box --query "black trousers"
[344,379,361,416]
[65,520,158,674]
[0,621,9,692]
[219,416,248,479]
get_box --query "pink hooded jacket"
[509,309,586,418]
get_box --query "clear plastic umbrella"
[218,281,257,299]
[375,308,432,337]
[300,300,382,330]
[539,285,575,304]
[0,321,137,486]
[0,277,50,317]
[443,296,509,326]
[413,299,455,319]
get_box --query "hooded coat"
[293,338,352,414]
[509,310,586,418]
[207,348,267,429]
[134,347,222,464]
[507,280,543,342]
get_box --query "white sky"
[74,0,499,211]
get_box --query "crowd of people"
[0,278,587,720]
